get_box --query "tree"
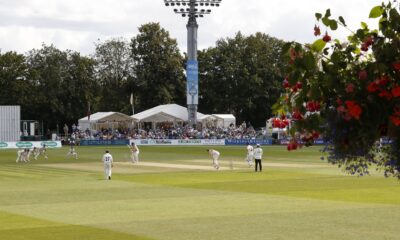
[274,2,400,178]
[64,52,98,122]
[198,32,286,127]
[130,22,185,112]
[93,38,133,113]
[26,44,98,129]
[0,51,34,111]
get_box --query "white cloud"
[0,0,388,55]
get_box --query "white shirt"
[102,153,113,164]
[133,145,139,153]
[254,147,263,159]
[209,149,220,158]
[246,145,254,155]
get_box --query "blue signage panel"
[186,60,199,105]
[225,139,273,145]
[80,140,129,146]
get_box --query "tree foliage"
[275,1,400,178]
[93,38,132,113]
[130,22,185,112]
[0,22,288,133]
[198,32,286,126]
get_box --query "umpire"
[254,144,263,172]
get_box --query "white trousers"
[212,153,220,169]
[67,151,78,159]
[16,151,27,163]
[246,154,254,166]
[131,152,139,163]
[104,163,112,179]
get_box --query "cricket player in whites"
[207,149,220,170]
[36,144,48,160]
[246,143,254,167]
[102,150,113,180]
[127,142,139,163]
[66,140,78,160]
[16,149,29,163]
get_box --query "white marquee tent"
[132,104,205,126]
[212,114,236,128]
[78,112,134,131]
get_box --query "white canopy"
[78,112,133,131]
[132,104,205,123]
[212,114,236,128]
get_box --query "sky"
[0,0,388,56]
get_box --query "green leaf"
[369,6,383,18]
[324,9,331,18]
[330,52,341,64]
[311,39,327,52]
[322,17,331,27]
[303,52,316,70]
[329,20,338,30]
[338,16,347,26]
[315,13,322,21]
[361,22,368,29]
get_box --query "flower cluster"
[274,2,400,178]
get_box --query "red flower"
[364,36,374,46]
[282,79,290,89]
[287,141,298,151]
[296,81,303,89]
[392,86,400,97]
[337,105,346,113]
[322,32,331,42]
[336,98,343,105]
[283,119,290,127]
[314,25,321,36]
[306,101,320,112]
[378,90,393,101]
[312,131,320,139]
[292,111,303,120]
[358,70,368,81]
[377,76,390,86]
[361,36,374,52]
[272,118,282,128]
[345,100,362,120]
[367,81,379,93]
[361,43,369,52]
[392,62,400,71]
[345,83,355,93]
[390,116,400,126]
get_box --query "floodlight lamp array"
[164,0,222,18]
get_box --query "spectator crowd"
[62,122,267,142]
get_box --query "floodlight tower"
[164,0,222,127]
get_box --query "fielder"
[127,142,139,163]
[66,140,78,160]
[36,144,48,160]
[246,143,254,167]
[102,150,113,180]
[31,147,39,160]
[207,149,220,170]
[26,148,35,162]
[16,149,29,163]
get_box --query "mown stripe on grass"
[0,211,153,240]
[118,170,400,205]
[93,206,400,240]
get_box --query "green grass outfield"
[0,145,399,240]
